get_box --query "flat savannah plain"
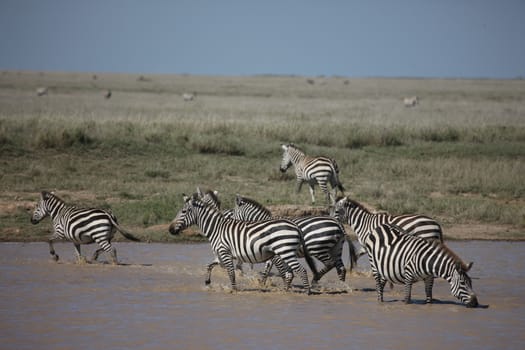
[0,71,524,241]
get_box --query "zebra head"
[279,144,293,172]
[449,261,478,308]
[332,196,368,226]
[196,187,221,210]
[232,194,272,221]
[332,196,352,223]
[169,195,197,235]
[30,191,56,224]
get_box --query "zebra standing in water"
[333,196,443,247]
[365,223,478,307]
[230,194,358,285]
[30,191,140,264]
[332,196,444,293]
[169,195,318,294]
[280,143,345,205]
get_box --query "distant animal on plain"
[183,93,195,101]
[36,87,48,96]
[403,96,419,107]
[105,90,112,99]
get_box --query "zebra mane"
[438,242,472,271]
[195,188,221,209]
[236,196,272,217]
[344,197,372,213]
[286,143,304,153]
[42,191,64,203]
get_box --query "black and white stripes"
[230,194,357,284]
[333,196,443,245]
[169,195,317,294]
[365,223,478,307]
[30,191,140,264]
[280,143,345,205]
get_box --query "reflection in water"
[0,241,524,350]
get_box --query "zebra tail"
[109,216,141,242]
[346,236,358,271]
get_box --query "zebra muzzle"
[466,294,479,308]
[168,223,182,235]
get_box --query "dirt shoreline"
[2,198,523,241]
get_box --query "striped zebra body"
[365,223,478,307]
[30,191,140,264]
[333,196,443,246]
[169,195,316,294]
[280,143,345,205]
[231,195,358,284]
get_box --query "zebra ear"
[196,187,203,197]
[465,261,474,271]
[281,144,287,150]
[41,191,51,200]
[235,194,242,206]
[213,190,219,196]
[182,194,190,202]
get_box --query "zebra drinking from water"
[230,194,358,285]
[30,191,140,264]
[332,196,444,292]
[169,195,318,294]
[280,143,345,205]
[365,223,478,307]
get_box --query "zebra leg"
[91,247,104,262]
[235,259,244,275]
[308,184,316,204]
[73,243,87,264]
[270,256,293,290]
[311,253,336,285]
[258,259,274,285]
[424,277,434,304]
[219,254,237,292]
[404,278,414,304]
[205,259,219,285]
[335,257,346,282]
[100,241,118,264]
[281,256,311,294]
[318,182,332,206]
[373,274,387,302]
[48,238,59,262]
[109,246,118,265]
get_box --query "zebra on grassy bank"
[169,195,318,294]
[280,143,345,205]
[30,191,140,264]
[230,194,358,284]
[365,223,478,307]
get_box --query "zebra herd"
[30,143,479,307]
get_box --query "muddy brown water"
[0,241,523,350]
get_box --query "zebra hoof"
[205,280,211,285]
[51,254,59,262]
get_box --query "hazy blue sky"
[1,0,524,78]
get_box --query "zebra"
[230,194,358,285]
[332,196,443,247]
[30,191,140,264]
[365,223,478,307]
[168,195,318,294]
[332,196,444,292]
[279,143,345,205]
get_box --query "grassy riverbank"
[1,71,524,241]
